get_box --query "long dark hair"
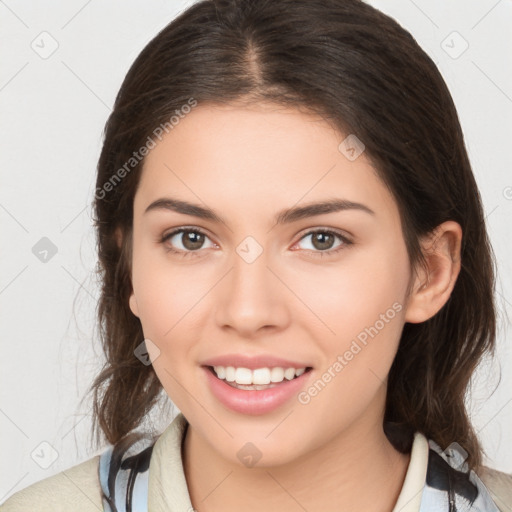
[88,0,497,472]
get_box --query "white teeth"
[253,368,271,385]
[284,368,296,380]
[270,367,284,382]
[225,366,236,382]
[215,366,226,380]
[235,367,253,384]
[212,366,308,385]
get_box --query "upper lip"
[201,354,313,370]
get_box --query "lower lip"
[202,366,313,415]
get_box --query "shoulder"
[0,456,102,512]
[478,466,512,512]
[422,438,511,512]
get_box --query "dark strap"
[98,433,157,512]
[419,440,500,511]
[98,432,500,511]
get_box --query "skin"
[128,102,462,512]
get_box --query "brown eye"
[179,230,205,250]
[161,228,215,257]
[294,229,353,258]
[310,232,336,250]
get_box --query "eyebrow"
[144,197,375,225]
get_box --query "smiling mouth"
[205,365,313,390]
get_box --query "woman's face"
[129,102,414,466]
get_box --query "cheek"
[297,239,409,391]
[296,262,407,439]
[131,243,210,337]
[297,242,408,337]
[131,253,201,406]
[130,247,213,404]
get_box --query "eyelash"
[160,227,353,259]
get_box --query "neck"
[183,396,411,512]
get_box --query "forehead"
[135,102,398,224]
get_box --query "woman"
[2,0,511,511]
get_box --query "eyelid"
[291,228,353,257]
[160,226,353,257]
[160,226,216,248]
[295,226,353,244]
[161,225,353,242]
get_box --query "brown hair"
[87,0,497,471]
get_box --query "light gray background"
[1,0,511,503]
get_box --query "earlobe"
[129,292,140,318]
[115,226,123,249]
[404,221,462,324]
[115,226,138,317]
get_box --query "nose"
[214,241,290,337]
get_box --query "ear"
[129,291,140,318]
[114,226,123,249]
[404,220,462,324]
[115,226,140,318]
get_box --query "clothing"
[1,412,511,511]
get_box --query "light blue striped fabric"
[98,434,156,512]
[418,440,500,512]
[98,431,500,512]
